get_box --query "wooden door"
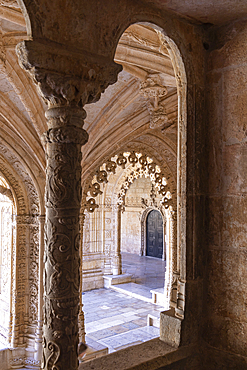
[146,210,163,258]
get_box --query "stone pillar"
[34,215,45,363]
[170,211,178,308]
[41,105,88,370]
[16,39,121,370]
[78,213,86,343]
[112,204,122,275]
[15,214,29,346]
[9,212,17,348]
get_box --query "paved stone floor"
[121,252,166,289]
[84,253,166,353]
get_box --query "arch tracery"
[83,151,174,213]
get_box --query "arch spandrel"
[16,0,201,87]
[15,1,165,56]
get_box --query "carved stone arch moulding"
[0,157,27,215]
[116,141,177,210]
[154,25,187,318]
[0,142,40,215]
[140,206,166,259]
[0,154,41,350]
[82,151,174,213]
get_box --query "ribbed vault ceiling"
[0,9,178,193]
[83,24,178,183]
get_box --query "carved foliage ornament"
[84,152,173,212]
[16,40,122,108]
[119,170,172,209]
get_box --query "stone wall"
[122,177,152,255]
[204,19,247,363]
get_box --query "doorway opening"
[146,210,163,259]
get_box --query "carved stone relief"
[139,74,172,129]
[41,107,88,370]
[29,223,39,325]
[83,151,174,213]
[16,40,122,108]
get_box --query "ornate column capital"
[16,40,122,108]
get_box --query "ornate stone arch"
[81,150,176,304]
[83,151,174,213]
[0,147,45,368]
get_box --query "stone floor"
[121,252,166,289]
[83,253,166,354]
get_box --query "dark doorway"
[146,210,163,258]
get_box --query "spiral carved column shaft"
[42,107,88,370]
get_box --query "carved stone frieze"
[16,222,28,342]
[16,40,122,108]
[29,224,39,325]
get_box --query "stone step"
[103,274,132,288]
[97,325,160,353]
[109,282,152,303]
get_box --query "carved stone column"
[41,105,88,370]
[78,213,86,343]
[34,215,45,364]
[16,40,121,370]
[15,214,29,347]
[112,204,122,275]
[170,211,178,308]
